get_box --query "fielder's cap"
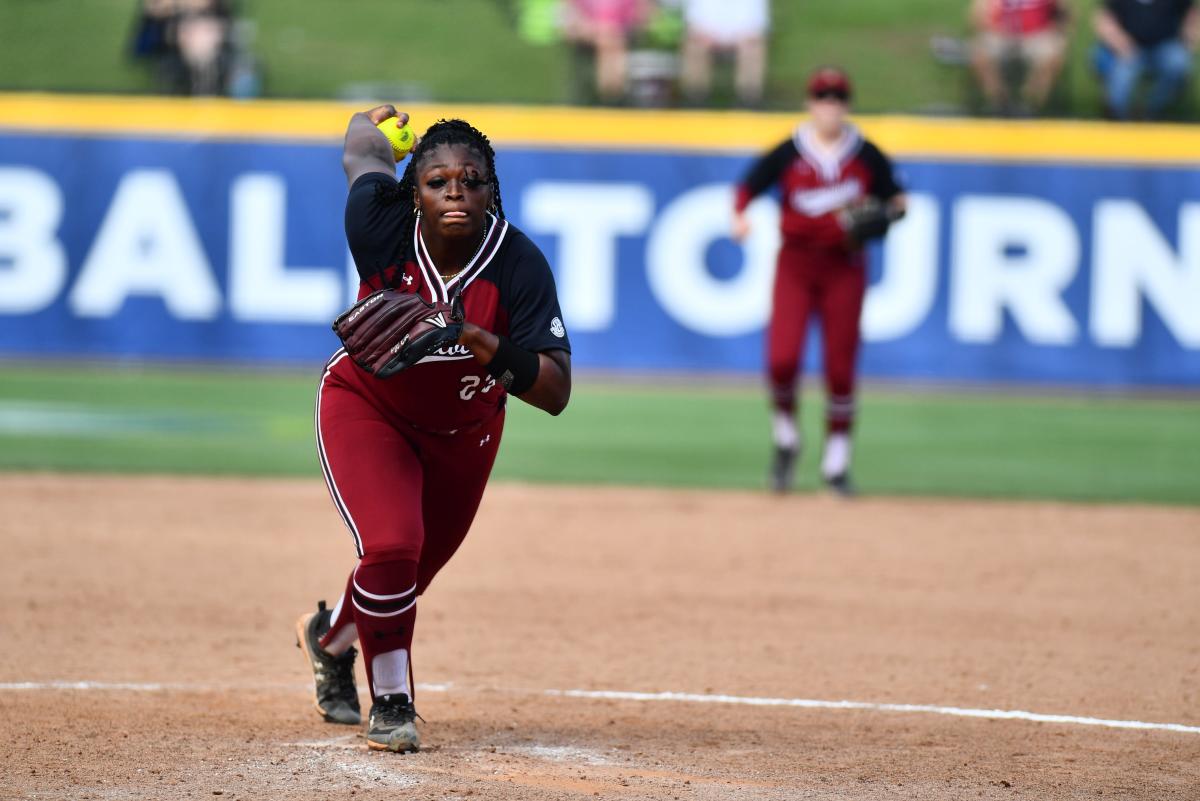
[807,67,852,100]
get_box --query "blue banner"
[1,130,1198,386]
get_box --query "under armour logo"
[373,626,408,639]
[479,435,491,447]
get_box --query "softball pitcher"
[295,107,572,752]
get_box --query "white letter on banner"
[522,182,654,331]
[863,193,939,342]
[646,185,779,337]
[0,168,67,314]
[229,174,341,323]
[1090,200,1200,348]
[949,195,1079,345]
[70,170,220,320]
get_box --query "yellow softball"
[376,119,416,162]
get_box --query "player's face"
[414,143,494,241]
[807,94,848,137]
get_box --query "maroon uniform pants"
[766,243,865,434]
[314,351,504,699]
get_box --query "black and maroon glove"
[838,197,903,246]
[332,288,463,378]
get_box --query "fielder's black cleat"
[770,446,798,494]
[825,473,857,498]
[295,600,361,725]
[366,693,421,753]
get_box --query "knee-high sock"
[348,550,418,700]
[826,393,856,434]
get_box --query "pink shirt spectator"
[570,0,646,32]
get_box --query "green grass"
[0,363,1196,505]
[0,0,1161,117]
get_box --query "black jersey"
[339,172,570,431]
[1105,0,1194,47]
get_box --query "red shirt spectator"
[983,0,1062,35]
[970,0,1070,114]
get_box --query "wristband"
[485,336,540,395]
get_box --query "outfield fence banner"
[1,99,1198,387]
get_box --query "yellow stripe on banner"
[1,93,1200,165]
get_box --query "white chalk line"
[0,680,311,692]
[543,688,1200,735]
[0,680,454,694]
[2,680,1196,736]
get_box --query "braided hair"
[373,118,504,287]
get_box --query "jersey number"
[459,375,496,400]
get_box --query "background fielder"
[733,66,906,495]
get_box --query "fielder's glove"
[838,198,902,246]
[332,288,464,378]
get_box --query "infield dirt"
[2,474,1197,800]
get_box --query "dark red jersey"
[337,172,571,434]
[735,123,902,252]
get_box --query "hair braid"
[370,118,503,287]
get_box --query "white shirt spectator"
[684,0,769,46]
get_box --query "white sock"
[772,411,799,450]
[821,433,852,479]
[320,592,358,656]
[322,623,358,657]
[372,648,411,699]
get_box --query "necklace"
[421,214,492,283]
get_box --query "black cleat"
[825,473,857,498]
[366,694,421,753]
[770,446,798,494]
[295,600,361,725]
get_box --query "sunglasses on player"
[810,89,850,102]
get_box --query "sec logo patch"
[550,317,565,338]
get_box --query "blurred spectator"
[131,0,171,60]
[176,0,230,95]
[130,0,239,96]
[680,0,769,108]
[131,0,179,91]
[563,0,651,104]
[626,2,685,107]
[969,0,1069,115]
[1093,0,1199,119]
[224,16,263,99]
